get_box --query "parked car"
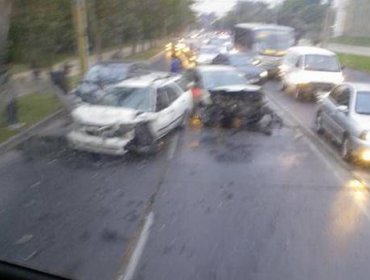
[211,52,268,84]
[68,72,193,155]
[183,65,266,126]
[280,47,344,101]
[315,83,370,162]
[195,45,221,65]
[73,61,149,103]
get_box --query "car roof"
[114,72,180,88]
[235,23,293,31]
[344,82,370,92]
[287,46,336,56]
[196,65,238,73]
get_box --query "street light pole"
[74,0,89,74]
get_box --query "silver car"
[315,83,370,162]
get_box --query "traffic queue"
[66,27,370,164]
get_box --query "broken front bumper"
[67,130,134,156]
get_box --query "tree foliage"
[8,0,195,66]
[277,0,326,41]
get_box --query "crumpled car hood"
[209,84,261,93]
[72,104,146,126]
[237,65,264,77]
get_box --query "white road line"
[119,212,154,280]
[267,93,347,182]
[267,93,370,219]
[167,133,180,161]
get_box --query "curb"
[266,92,369,186]
[0,109,66,155]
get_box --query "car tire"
[315,112,324,134]
[340,136,352,162]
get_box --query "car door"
[330,86,352,142]
[321,86,347,143]
[152,87,172,138]
[164,84,184,128]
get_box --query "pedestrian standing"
[170,54,183,73]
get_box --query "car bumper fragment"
[67,130,133,156]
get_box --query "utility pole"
[74,0,89,74]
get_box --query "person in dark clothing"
[170,54,183,73]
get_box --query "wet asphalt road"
[1,56,370,280]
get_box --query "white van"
[279,46,344,100]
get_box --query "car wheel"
[315,112,324,134]
[340,136,352,162]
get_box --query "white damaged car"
[67,72,193,155]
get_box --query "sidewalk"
[327,43,370,57]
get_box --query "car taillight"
[191,87,202,99]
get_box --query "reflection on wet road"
[2,57,370,280]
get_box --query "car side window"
[156,87,170,111]
[175,76,188,92]
[286,53,298,66]
[296,56,303,68]
[330,86,350,106]
[165,85,180,104]
[337,88,350,106]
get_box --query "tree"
[0,0,12,65]
[277,0,326,42]
[213,1,276,30]
[7,0,195,66]
[9,0,75,67]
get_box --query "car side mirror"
[337,105,349,114]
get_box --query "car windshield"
[255,30,294,51]
[208,37,230,46]
[201,69,247,89]
[96,86,152,111]
[84,64,129,84]
[229,54,254,66]
[304,55,341,72]
[356,91,370,114]
[200,46,219,54]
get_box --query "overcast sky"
[192,0,282,16]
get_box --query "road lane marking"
[267,93,348,182]
[119,211,154,280]
[167,133,180,161]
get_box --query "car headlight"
[360,130,370,141]
[259,71,268,78]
